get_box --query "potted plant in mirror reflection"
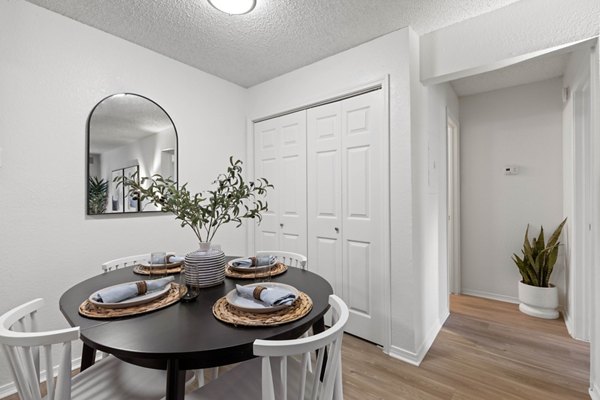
[88,176,109,214]
[511,218,566,319]
[116,157,273,249]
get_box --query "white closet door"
[307,102,343,296]
[341,90,385,345]
[254,117,280,251]
[307,90,386,345]
[254,111,307,255]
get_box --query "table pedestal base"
[166,359,186,400]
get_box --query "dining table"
[59,256,333,400]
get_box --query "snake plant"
[511,218,567,287]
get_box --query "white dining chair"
[0,298,184,400]
[101,253,152,273]
[186,294,348,400]
[101,252,179,273]
[256,251,308,270]
[257,251,312,347]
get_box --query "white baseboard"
[389,311,449,367]
[0,353,102,398]
[460,289,519,304]
[563,309,578,339]
[0,381,16,399]
[590,382,600,400]
[563,307,591,342]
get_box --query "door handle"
[334,227,339,233]
[280,223,284,228]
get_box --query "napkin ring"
[136,281,148,296]
[253,285,267,300]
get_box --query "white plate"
[185,276,226,284]
[185,272,226,279]
[225,282,299,313]
[227,257,278,273]
[89,283,171,309]
[186,254,225,260]
[186,257,225,262]
[185,276,225,285]
[184,268,226,275]
[139,261,183,269]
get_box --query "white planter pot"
[518,281,559,319]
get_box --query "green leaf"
[512,219,566,287]
[547,218,567,248]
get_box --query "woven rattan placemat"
[225,263,288,279]
[79,283,187,319]
[133,264,183,276]
[212,291,312,327]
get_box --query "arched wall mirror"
[87,93,178,215]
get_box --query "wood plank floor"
[342,294,590,399]
[2,295,589,400]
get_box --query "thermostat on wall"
[504,165,518,175]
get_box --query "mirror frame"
[86,92,179,216]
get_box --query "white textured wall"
[248,29,418,355]
[409,29,459,361]
[420,0,600,83]
[459,78,564,302]
[0,0,247,392]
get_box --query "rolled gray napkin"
[167,255,185,263]
[92,276,174,304]
[232,255,277,269]
[235,284,296,307]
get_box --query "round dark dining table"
[59,257,333,400]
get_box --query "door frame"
[588,39,600,397]
[570,74,593,342]
[446,110,461,295]
[246,76,392,353]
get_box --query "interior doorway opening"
[443,39,596,344]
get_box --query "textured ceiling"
[24,0,520,87]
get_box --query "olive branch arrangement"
[116,157,273,243]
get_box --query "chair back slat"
[44,344,55,400]
[24,346,43,400]
[279,357,287,400]
[255,251,307,270]
[253,295,348,400]
[297,352,309,400]
[16,318,26,333]
[261,356,275,400]
[30,311,40,380]
[54,341,72,400]
[320,339,342,400]
[309,346,326,400]
[4,345,31,399]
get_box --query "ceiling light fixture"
[208,0,256,15]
